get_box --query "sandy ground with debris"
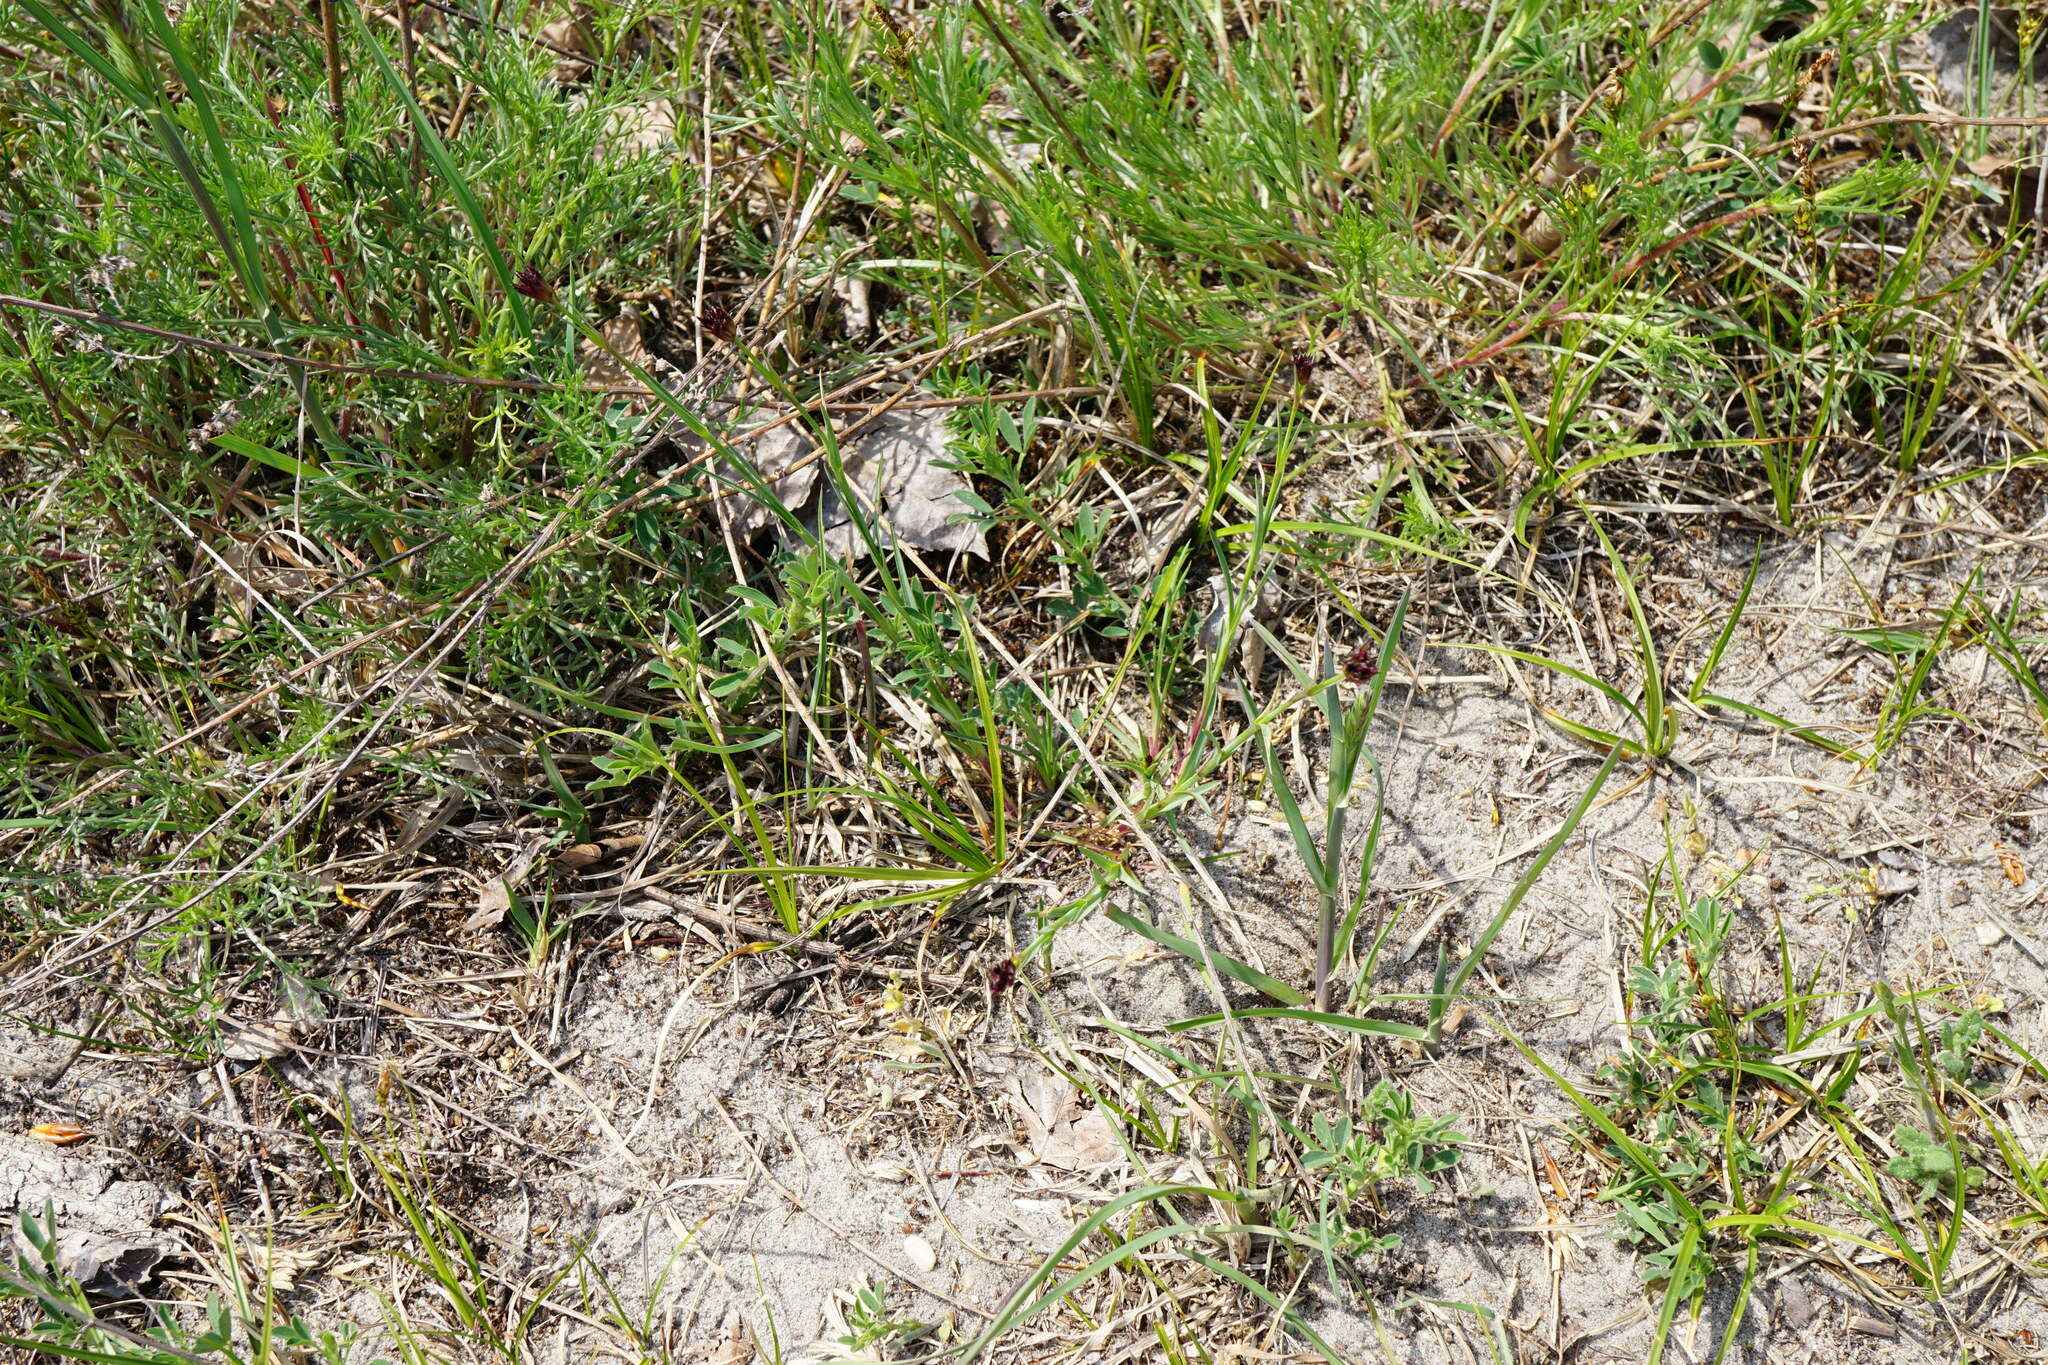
[5,523,2046,1363]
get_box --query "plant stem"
[1314,886,1338,1012]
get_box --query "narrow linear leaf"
[1169,1006,1428,1040]
[1694,693,1863,760]
[1434,747,1621,1035]
[352,10,533,339]
[956,1183,1227,1363]
[1106,909,1307,1006]
[213,431,320,479]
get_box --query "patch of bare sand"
[11,533,2047,1362]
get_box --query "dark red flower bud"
[1343,643,1378,684]
[988,958,1017,1003]
[513,266,554,303]
[700,303,734,341]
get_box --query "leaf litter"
[701,405,988,557]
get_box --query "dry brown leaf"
[65,1242,165,1299]
[469,876,515,933]
[218,1018,297,1062]
[601,99,678,160]
[465,841,545,933]
[556,833,646,869]
[1999,846,2027,886]
[709,412,823,541]
[695,404,986,557]
[537,7,593,83]
[27,1122,89,1146]
[704,1322,754,1365]
[1008,1069,1121,1171]
[555,842,605,869]
[1507,133,1592,262]
[813,409,989,559]
[578,312,652,389]
[253,1244,324,1293]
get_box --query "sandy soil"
[5,524,2047,1364]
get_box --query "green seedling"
[837,1279,932,1353]
[1981,593,2048,729]
[1298,1085,1466,1260]
[1257,592,1409,1011]
[1852,571,1980,765]
[1887,1126,1986,1206]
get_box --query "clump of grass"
[1257,592,1408,1012]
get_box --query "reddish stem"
[1434,200,1784,380]
[264,96,363,337]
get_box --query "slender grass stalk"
[351,4,533,341]
[1432,746,1620,1042]
[1689,543,1761,702]
[1587,512,1670,757]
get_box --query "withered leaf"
[1999,846,2028,887]
[468,875,515,933]
[1008,1069,1121,1171]
[66,1241,164,1299]
[601,99,678,160]
[555,833,646,870]
[465,840,545,933]
[688,403,986,557]
[703,1323,754,1365]
[257,1245,324,1293]
[814,410,989,559]
[578,312,653,389]
[218,1018,297,1062]
[708,412,823,541]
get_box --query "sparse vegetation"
[5,0,2048,1359]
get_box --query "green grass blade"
[1256,725,1326,887]
[212,431,320,479]
[1690,543,1762,702]
[956,1184,1227,1363]
[1588,513,1668,754]
[1455,641,1648,731]
[1647,1221,1701,1365]
[1106,909,1308,1006]
[1433,747,1622,1037]
[1694,694,1864,760]
[1167,1006,1427,1040]
[351,7,534,340]
[1492,1014,1701,1222]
